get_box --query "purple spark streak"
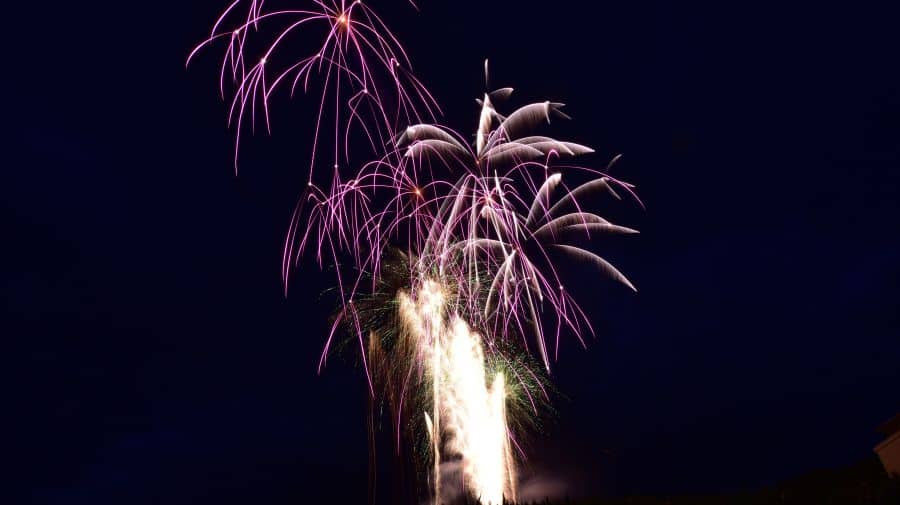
[188,0,440,174]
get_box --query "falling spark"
[187,0,439,173]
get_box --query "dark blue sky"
[8,1,900,503]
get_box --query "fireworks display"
[190,1,640,504]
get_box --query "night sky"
[8,1,900,504]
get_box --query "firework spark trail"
[295,85,641,375]
[401,280,516,505]
[188,0,440,174]
[296,107,640,502]
[192,3,640,504]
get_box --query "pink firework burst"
[285,67,641,374]
[188,0,440,174]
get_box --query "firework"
[187,0,439,173]
[191,3,639,504]
[298,72,640,377]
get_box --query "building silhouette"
[875,413,900,478]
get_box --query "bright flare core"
[400,280,516,505]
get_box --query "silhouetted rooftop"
[877,414,900,438]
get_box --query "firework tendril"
[190,2,640,504]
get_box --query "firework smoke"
[190,2,640,504]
